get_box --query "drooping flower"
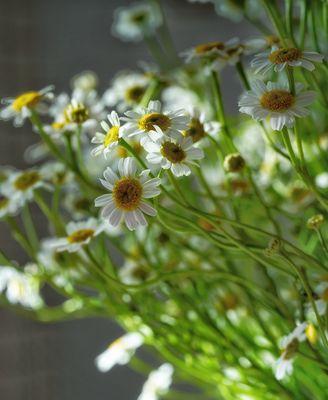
[0,266,43,309]
[112,2,162,42]
[95,157,161,230]
[49,218,104,253]
[0,86,54,126]
[137,363,174,400]
[251,46,324,75]
[91,111,124,158]
[142,126,204,177]
[122,100,189,145]
[95,332,144,372]
[238,80,316,131]
[275,322,307,380]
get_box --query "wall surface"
[0,1,255,398]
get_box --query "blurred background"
[0,1,255,398]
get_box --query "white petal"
[139,202,157,216]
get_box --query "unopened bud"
[223,153,245,173]
[264,237,281,257]
[307,214,324,230]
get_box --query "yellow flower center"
[51,121,67,130]
[104,126,120,147]
[161,141,186,163]
[260,90,295,112]
[283,338,299,360]
[132,265,148,280]
[195,41,225,54]
[268,48,302,64]
[113,178,143,211]
[64,102,89,124]
[125,85,146,103]
[265,35,280,47]
[12,91,41,112]
[67,228,95,243]
[131,11,147,24]
[14,171,40,191]
[0,196,9,210]
[138,112,171,132]
[321,287,328,302]
[182,118,206,143]
[74,198,91,212]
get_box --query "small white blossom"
[137,363,174,400]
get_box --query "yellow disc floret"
[104,126,120,147]
[269,48,302,64]
[113,178,143,211]
[182,118,207,143]
[195,41,225,55]
[161,142,186,163]
[67,228,95,243]
[260,90,294,112]
[14,171,40,191]
[138,113,171,132]
[125,85,146,103]
[12,91,42,112]
[64,102,89,124]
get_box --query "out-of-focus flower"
[275,322,307,380]
[91,111,124,158]
[0,266,43,309]
[143,126,204,177]
[182,107,221,144]
[112,2,162,42]
[238,80,316,131]
[0,86,54,126]
[122,100,189,145]
[119,260,150,285]
[251,47,324,75]
[71,71,98,93]
[49,218,104,253]
[137,363,174,400]
[96,158,161,230]
[95,332,144,372]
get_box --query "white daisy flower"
[40,161,73,186]
[63,189,93,220]
[143,126,204,177]
[91,111,124,158]
[0,86,54,127]
[275,322,307,380]
[71,71,98,93]
[119,260,150,285]
[95,332,144,372]
[122,100,189,145]
[0,266,43,309]
[137,363,174,400]
[182,107,221,144]
[251,46,324,75]
[95,157,161,231]
[312,281,328,316]
[102,71,150,111]
[1,169,48,208]
[112,2,162,42]
[244,35,281,53]
[49,218,104,253]
[238,80,316,131]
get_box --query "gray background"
[0,1,255,399]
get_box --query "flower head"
[122,100,189,144]
[238,80,316,131]
[95,332,144,372]
[143,126,204,177]
[137,363,174,400]
[112,2,162,42]
[275,322,307,380]
[251,46,324,75]
[91,111,124,158]
[0,86,54,126]
[49,218,104,253]
[96,157,161,230]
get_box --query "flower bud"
[264,237,281,257]
[307,214,324,230]
[223,153,245,173]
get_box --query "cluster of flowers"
[1,0,328,399]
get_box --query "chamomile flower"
[143,126,204,177]
[95,157,161,231]
[182,107,221,144]
[0,86,54,127]
[238,80,316,131]
[275,322,307,380]
[50,218,104,253]
[95,332,144,372]
[251,46,324,75]
[137,363,174,400]
[119,260,150,285]
[91,111,124,158]
[71,71,98,93]
[1,169,48,207]
[41,161,73,186]
[245,35,281,52]
[0,266,43,309]
[122,100,189,145]
[112,2,162,42]
[103,71,150,111]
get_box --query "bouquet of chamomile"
[1,1,328,399]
